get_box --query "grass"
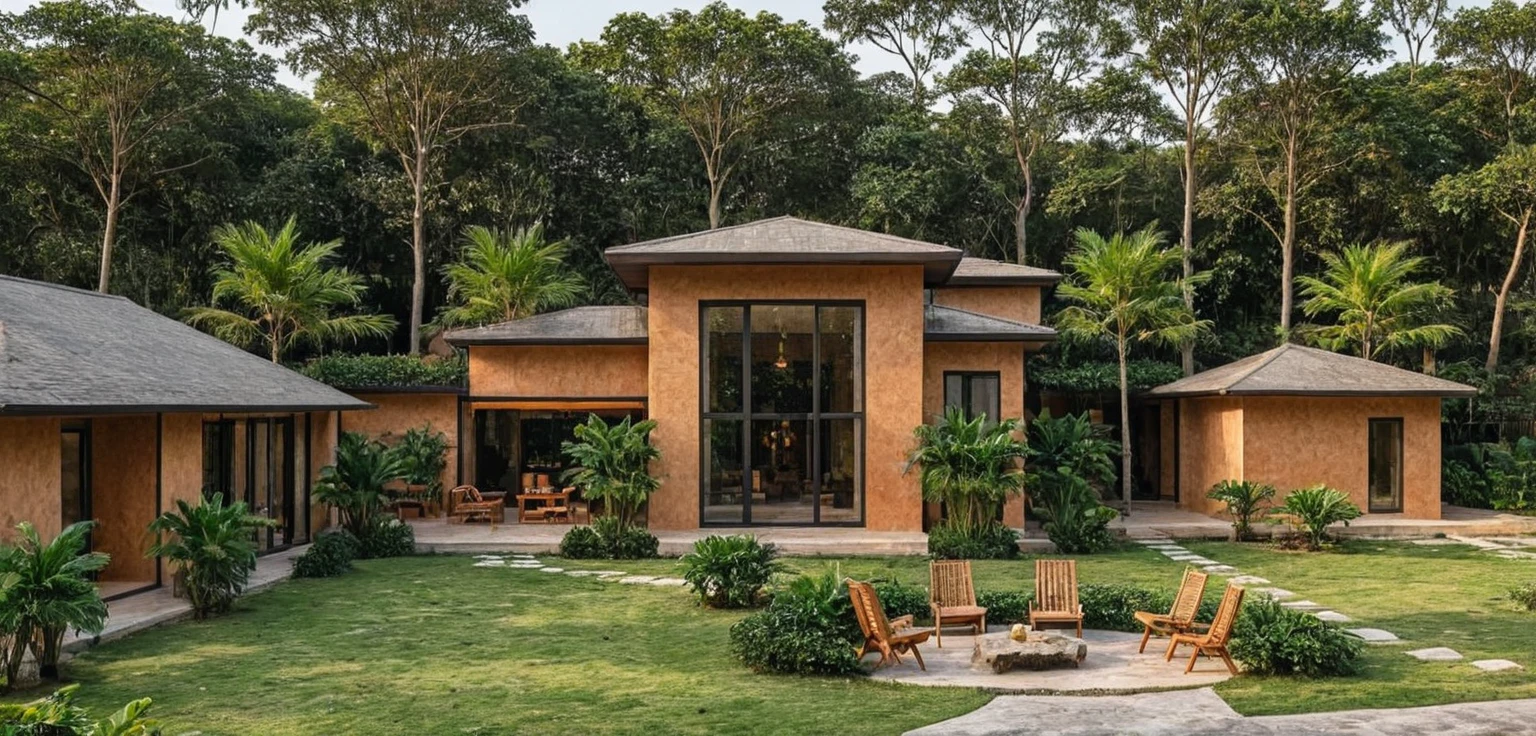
[15,538,1536,731]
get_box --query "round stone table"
[971,630,1088,673]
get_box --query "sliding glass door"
[701,302,864,526]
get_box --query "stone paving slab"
[1247,588,1294,599]
[1202,565,1239,574]
[537,566,565,573]
[1345,628,1401,643]
[1280,600,1323,610]
[1471,659,1523,672]
[1406,647,1463,661]
[616,575,658,584]
[906,687,1536,735]
[1314,611,1351,622]
[1227,575,1270,585]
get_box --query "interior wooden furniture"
[1165,583,1246,674]
[516,488,573,523]
[1029,559,1084,637]
[447,485,504,525]
[1133,568,1210,653]
[848,579,932,671]
[929,559,987,647]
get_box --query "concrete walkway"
[907,687,1536,735]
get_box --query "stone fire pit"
[971,630,1088,673]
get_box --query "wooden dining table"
[515,489,573,523]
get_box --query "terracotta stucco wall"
[92,415,158,582]
[922,341,1027,527]
[469,345,648,398]
[343,392,460,491]
[309,411,338,536]
[158,413,203,582]
[931,286,1044,324]
[0,416,62,541]
[646,264,926,531]
[1177,397,1244,516]
[1242,396,1443,519]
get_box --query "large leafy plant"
[315,432,407,538]
[1024,410,1120,554]
[728,571,861,676]
[561,415,661,535]
[906,407,1027,543]
[390,425,449,498]
[1230,595,1362,676]
[682,535,783,609]
[1206,479,1277,541]
[0,684,162,735]
[0,521,108,691]
[1278,485,1362,550]
[147,494,274,620]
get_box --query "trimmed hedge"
[292,528,360,578]
[301,353,466,389]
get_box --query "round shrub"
[358,517,416,559]
[610,524,660,560]
[558,517,660,560]
[559,525,607,559]
[873,580,929,622]
[682,535,783,608]
[1229,596,1363,676]
[730,572,862,676]
[927,520,1019,560]
[293,529,359,578]
[975,589,1032,625]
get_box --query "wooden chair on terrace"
[1165,583,1246,674]
[448,485,504,525]
[1133,568,1209,653]
[929,560,987,647]
[1029,559,1084,637]
[848,579,932,671]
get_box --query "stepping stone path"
[1345,628,1400,643]
[1247,587,1295,600]
[1406,647,1464,662]
[1314,610,1351,623]
[1472,659,1524,672]
[1280,600,1324,611]
[1227,575,1270,585]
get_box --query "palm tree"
[1056,226,1209,513]
[436,224,586,328]
[314,432,407,538]
[184,218,397,363]
[0,521,109,690]
[1296,240,1461,361]
[905,408,1027,538]
[147,494,274,620]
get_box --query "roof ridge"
[605,216,797,253]
[1220,343,1295,394]
[605,216,961,255]
[0,274,131,302]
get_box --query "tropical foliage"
[0,522,109,690]
[300,354,466,390]
[0,684,163,735]
[681,535,784,609]
[314,432,407,539]
[728,571,862,676]
[147,494,274,620]
[1231,595,1364,676]
[561,415,661,536]
[1277,485,1364,550]
[1296,241,1460,359]
[390,425,450,498]
[436,224,586,328]
[1206,479,1278,541]
[906,407,1027,543]
[1023,410,1122,554]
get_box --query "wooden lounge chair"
[929,560,987,647]
[848,579,932,671]
[1165,583,1246,674]
[1029,559,1084,637]
[1133,567,1209,653]
[448,485,503,525]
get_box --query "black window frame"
[943,370,1002,423]
[1368,417,1404,513]
[698,300,866,527]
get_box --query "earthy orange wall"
[1177,397,1244,516]
[1242,396,1442,519]
[158,413,202,582]
[309,411,338,536]
[0,416,62,541]
[343,392,460,491]
[922,341,1027,527]
[931,286,1044,325]
[92,415,158,582]
[469,345,648,398]
[646,264,927,531]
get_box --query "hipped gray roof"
[0,275,372,415]
[924,305,1057,343]
[944,257,1062,286]
[445,306,649,346]
[604,216,964,290]
[1145,343,1477,398]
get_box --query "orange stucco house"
[1145,344,1477,520]
[441,217,1061,531]
[0,275,369,598]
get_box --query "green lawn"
[15,539,1536,733]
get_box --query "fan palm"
[436,224,587,328]
[147,494,274,620]
[184,217,397,363]
[314,432,407,538]
[1056,226,1209,512]
[561,415,661,535]
[0,521,109,690]
[1297,240,1461,360]
[905,407,1027,537]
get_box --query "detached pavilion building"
[0,275,368,597]
[444,217,1060,531]
[1145,343,1476,519]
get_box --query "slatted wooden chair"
[448,485,503,525]
[929,560,987,647]
[1165,582,1246,674]
[1029,559,1084,637]
[848,579,932,671]
[1133,567,1209,653]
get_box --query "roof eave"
[605,251,963,291]
[1145,388,1478,400]
[941,276,1064,288]
[447,336,648,347]
[923,332,1059,343]
[0,401,376,416]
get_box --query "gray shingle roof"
[444,306,649,346]
[0,275,372,415]
[924,305,1057,342]
[1145,343,1477,398]
[945,257,1062,286]
[603,216,964,290]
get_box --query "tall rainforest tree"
[436,224,586,328]
[1375,0,1448,83]
[1439,0,1536,144]
[822,0,965,109]
[1127,0,1252,374]
[248,0,535,354]
[1296,241,1460,360]
[0,0,260,293]
[1056,227,1207,512]
[577,3,852,230]
[1222,0,1384,334]
[1434,144,1536,372]
[946,0,1131,265]
[184,218,396,363]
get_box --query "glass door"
[246,419,295,551]
[1368,418,1403,512]
[61,425,91,549]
